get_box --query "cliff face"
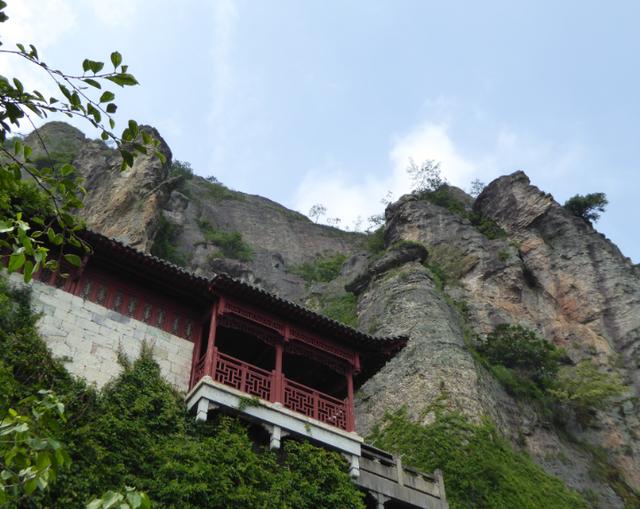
[29,123,639,507]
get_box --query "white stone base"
[186,377,363,459]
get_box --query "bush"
[551,361,626,422]
[290,253,347,283]
[365,226,385,254]
[198,220,253,262]
[477,324,563,390]
[417,187,507,240]
[318,294,358,327]
[370,408,588,509]
[169,160,194,179]
[563,193,608,224]
[0,276,366,508]
[150,215,188,267]
[202,179,243,202]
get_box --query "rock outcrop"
[26,123,639,507]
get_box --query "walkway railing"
[191,350,350,431]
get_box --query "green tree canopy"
[563,192,608,224]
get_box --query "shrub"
[290,253,347,283]
[365,226,385,254]
[0,276,366,508]
[319,294,358,327]
[198,220,253,261]
[477,324,563,390]
[150,215,188,267]
[416,186,507,240]
[202,179,243,202]
[551,361,626,422]
[369,408,588,509]
[563,193,608,223]
[169,160,194,179]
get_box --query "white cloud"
[291,120,586,230]
[3,0,76,49]
[389,122,476,188]
[292,123,477,229]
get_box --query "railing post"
[313,390,319,421]
[241,363,248,393]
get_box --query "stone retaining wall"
[10,273,194,391]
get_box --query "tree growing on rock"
[406,158,445,194]
[563,192,608,224]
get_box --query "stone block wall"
[9,273,194,391]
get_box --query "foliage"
[407,158,445,193]
[290,253,347,283]
[0,391,70,505]
[469,178,485,198]
[413,181,507,240]
[476,324,564,391]
[318,293,358,327]
[0,1,162,281]
[169,160,193,180]
[365,226,385,254]
[369,408,588,509]
[551,361,626,422]
[308,203,327,223]
[198,220,253,262]
[202,179,243,202]
[150,215,188,267]
[563,193,608,224]
[86,487,150,509]
[0,276,365,508]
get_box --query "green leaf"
[8,253,25,272]
[101,131,110,141]
[83,78,102,89]
[0,221,14,233]
[64,253,82,267]
[100,91,115,103]
[24,478,38,496]
[106,103,117,114]
[23,260,34,281]
[111,51,123,68]
[84,59,104,74]
[106,73,139,87]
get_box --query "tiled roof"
[81,229,408,373]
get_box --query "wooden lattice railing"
[191,351,349,431]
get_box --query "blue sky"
[3,1,639,262]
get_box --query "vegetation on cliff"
[370,407,589,509]
[0,276,364,508]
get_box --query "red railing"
[284,378,348,430]
[214,352,272,401]
[192,351,350,431]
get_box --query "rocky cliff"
[28,122,640,507]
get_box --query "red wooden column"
[202,300,220,380]
[345,369,355,432]
[271,341,284,403]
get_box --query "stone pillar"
[374,493,389,509]
[195,398,210,421]
[349,454,360,478]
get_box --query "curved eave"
[79,230,409,371]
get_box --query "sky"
[2,0,639,262]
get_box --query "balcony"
[191,350,351,432]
